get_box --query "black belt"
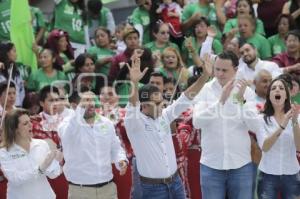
[69,179,113,188]
[140,171,178,184]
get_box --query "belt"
[140,171,178,184]
[69,179,113,188]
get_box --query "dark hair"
[152,21,167,35]
[192,17,210,37]
[291,73,300,88]
[39,85,60,102]
[236,0,255,18]
[194,17,210,27]
[94,27,111,40]
[164,77,176,85]
[22,92,41,114]
[217,51,239,68]
[290,0,300,28]
[285,29,300,41]
[0,42,20,79]
[39,48,63,71]
[239,41,256,50]
[74,53,95,73]
[150,71,164,79]
[187,75,200,87]
[87,0,103,15]
[263,78,291,124]
[275,14,295,31]
[69,85,90,104]
[164,77,180,101]
[139,84,161,103]
[277,73,293,90]
[0,81,16,96]
[1,108,29,149]
[44,29,74,67]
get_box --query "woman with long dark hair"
[0,42,28,107]
[257,78,300,198]
[282,0,300,29]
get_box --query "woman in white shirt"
[257,78,300,199]
[0,109,62,199]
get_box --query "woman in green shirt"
[145,22,180,53]
[53,0,87,45]
[268,14,295,56]
[159,47,189,89]
[27,49,67,91]
[182,17,223,67]
[72,53,97,92]
[224,0,265,37]
[45,29,75,81]
[87,27,115,76]
[237,15,271,60]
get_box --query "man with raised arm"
[124,55,212,198]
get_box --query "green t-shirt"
[129,7,150,44]
[88,7,110,29]
[0,0,11,41]
[181,2,222,40]
[116,82,143,107]
[181,36,223,67]
[16,62,31,82]
[245,33,271,60]
[223,18,266,36]
[87,46,115,76]
[268,34,286,56]
[292,93,300,105]
[27,68,68,91]
[144,41,180,54]
[54,0,85,44]
[31,6,46,36]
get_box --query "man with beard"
[237,42,282,85]
[58,89,127,199]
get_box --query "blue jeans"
[141,174,186,199]
[200,163,254,199]
[257,171,300,199]
[131,157,143,199]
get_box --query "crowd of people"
[0,0,300,198]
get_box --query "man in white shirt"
[193,51,263,199]
[237,42,282,84]
[58,89,127,199]
[254,69,272,106]
[124,55,211,198]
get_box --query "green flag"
[10,0,37,70]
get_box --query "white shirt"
[0,139,61,199]
[59,108,74,119]
[193,78,263,170]
[58,107,127,184]
[236,59,282,83]
[257,115,300,175]
[124,94,192,178]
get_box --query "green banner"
[10,0,37,71]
